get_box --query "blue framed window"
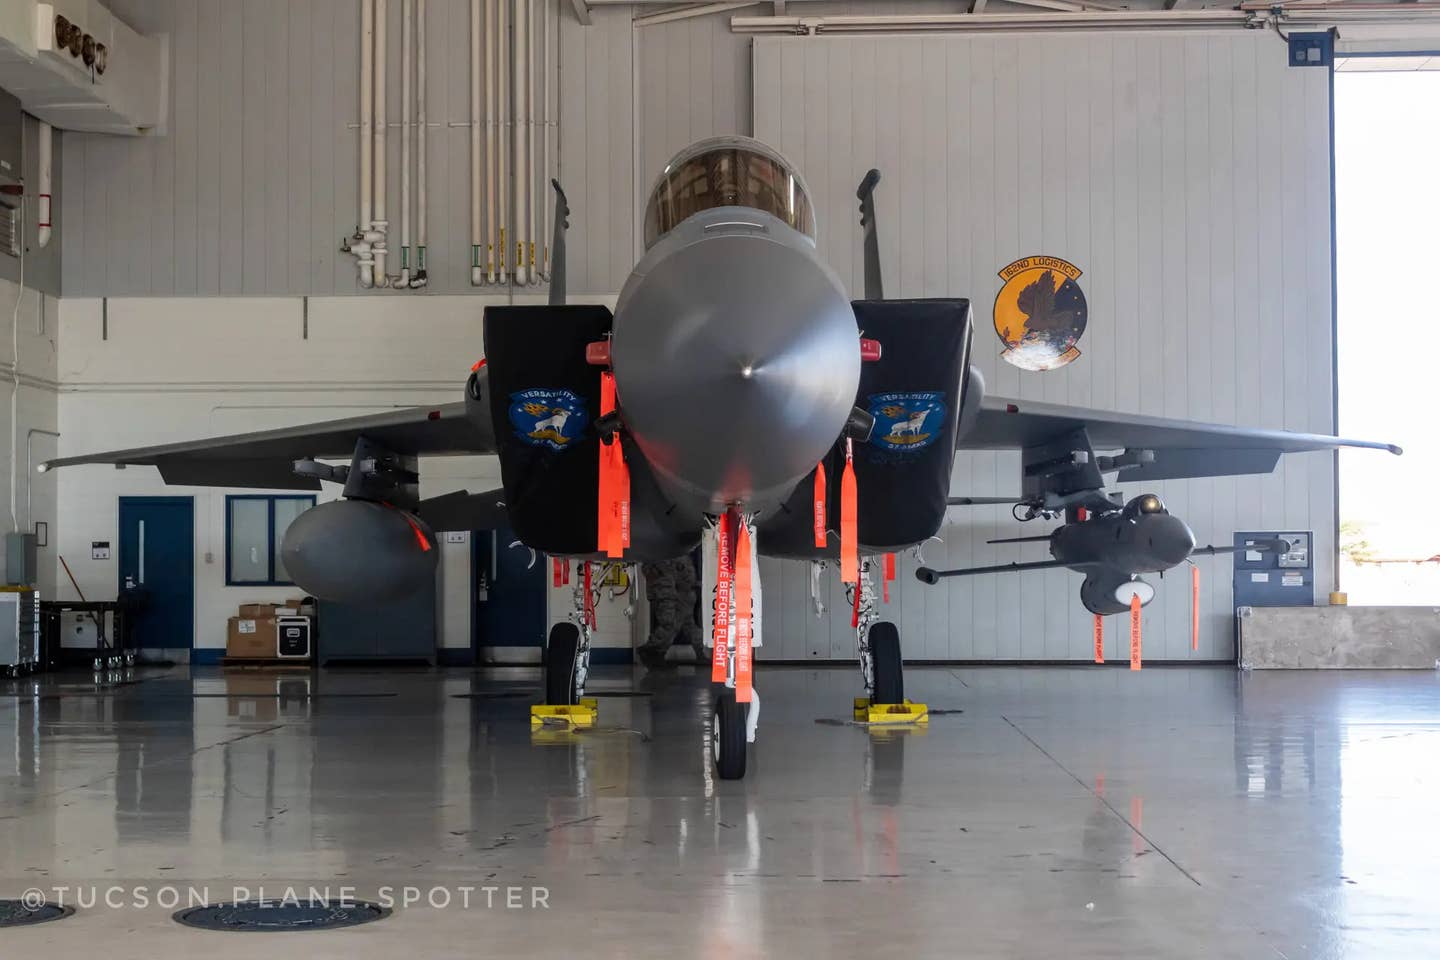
[225,495,315,586]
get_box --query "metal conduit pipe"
[512,0,528,286]
[397,0,412,289]
[497,0,509,285]
[414,0,429,287]
[485,0,497,284]
[373,0,390,288]
[471,0,484,285]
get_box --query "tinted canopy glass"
[643,136,815,249]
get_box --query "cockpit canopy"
[642,136,816,249]
[1121,493,1168,520]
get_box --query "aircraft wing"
[39,401,495,491]
[958,395,1400,483]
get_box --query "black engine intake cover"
[760,298,973,558]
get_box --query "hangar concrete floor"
[2,663,1438,957]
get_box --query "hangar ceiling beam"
[1003,0,1127,12]
[571,0,592,25]
[634,2,758,26]
[732,0,1440,32]
[731,9,1253,33]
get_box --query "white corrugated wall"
[751,33,1334,661]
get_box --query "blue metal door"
[472,527,547,657]
[118,497,195,650]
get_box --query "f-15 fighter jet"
[42,136,1399,779]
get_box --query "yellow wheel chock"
[853,697,929,725]
[530,697,599,728]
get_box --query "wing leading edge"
[39,401,496,491]
[958,395,1400,485]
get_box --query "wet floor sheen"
[2,663,1438,958]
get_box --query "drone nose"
[1148,515,1197,566]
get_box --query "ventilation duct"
[0,0,168,135]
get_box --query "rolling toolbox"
[0,587,41,677]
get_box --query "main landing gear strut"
[846,559,904,704]
[845,558,924,724]
[542,562,597,706]
[532,562,606,730]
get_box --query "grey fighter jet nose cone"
[613,208,860,517]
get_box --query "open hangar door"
[1334,53,1440,605]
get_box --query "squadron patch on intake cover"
[993,256,1087,372]
[508,389,589,450]
[868,391,946,453]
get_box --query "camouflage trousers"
[641,600,705,659]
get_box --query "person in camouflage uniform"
[639,555,704,669]
[676,552,705,664]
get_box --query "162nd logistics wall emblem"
[993,256,1088,372]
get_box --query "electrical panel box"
[1288,31,1334,68]
[0,88,19,258]
[1233,531,1314,608]
[5,532,37,585]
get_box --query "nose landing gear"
[706,510,761,780]
[712,689,749,780]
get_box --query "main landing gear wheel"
[712,689,748,780]
[544,623,581,706]
[869,621,904,705]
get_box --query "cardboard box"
[238,602,278,618]
[227,617,277,659]
[225,674,280,720]
[227,697,278,722]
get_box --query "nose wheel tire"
[544,623,581,706]
[869,621,904,704]
[712,689,748,780]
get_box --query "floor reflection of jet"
[42,136,1400,779]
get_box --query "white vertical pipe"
[485,0,497,284]
[358,0,375,288]
[415,0,428,285]
[526,0,537,284]
[539,0,550,279]
[398,0,412,288]
[497,0,508,285]
[512,0,527,286]
[470,0,483,285]
[373,0,389,287]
